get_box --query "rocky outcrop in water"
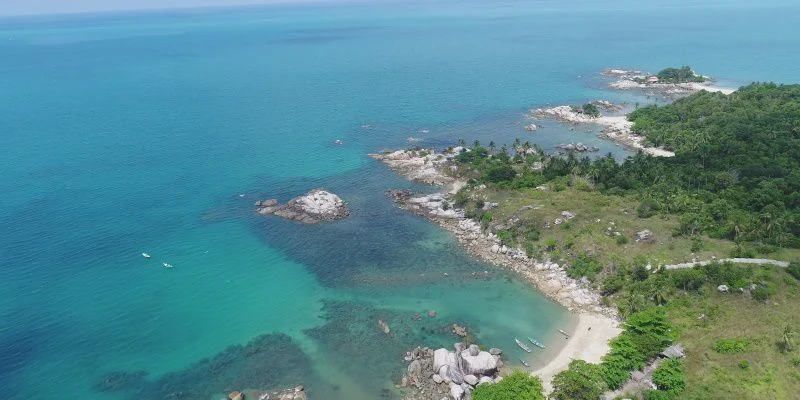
[369,148,462,185]
[603,67,734,98]
[398,344,504,400]
[256,189,349,224]
[557,142,599,153]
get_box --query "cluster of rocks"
[224,386,306,400]
[524,123,538,132]
[385,187,610,315]
[635,229,654,243]
[398,344,504,400]
[554,210,576,225]
[405,193,465,219]
[256,189,349,224]
[369,148,462,185]
[557,142,599,153]
[530,105,599,123]
[603,67,733,98]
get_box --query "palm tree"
[458,138,466,146]
[488,141,496,153]
[586,167,600,184]
[473,139,481,148]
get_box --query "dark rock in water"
[93,370,149,392]
[254,199,278,207]
[113,333,313,400]
[385,189,414,203]
[452,324,467,337]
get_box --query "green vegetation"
[445,83,800,399]
[712,338,751,354]
[652,358,687,396]
[551,360,608,400]
[472,370,545,400]
[655,66,707,83]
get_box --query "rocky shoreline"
[376,149,616,319]
[529,104,675,157]
[602,68,735,97]
[256,189,350,224]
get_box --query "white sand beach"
[533,313,622,392]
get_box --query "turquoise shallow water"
[1,0,800,399]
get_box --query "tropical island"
[374,79,800,400]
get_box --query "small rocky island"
[398,343,504,400]
[256,189,350,224]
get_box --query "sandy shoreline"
[533,313,622,392]
[371,149,624,395]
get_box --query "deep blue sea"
[1,0,799,399]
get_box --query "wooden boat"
[520,358,530,367]
[528,337,545,349]
[515,338,532,353]
[558,329,570,338]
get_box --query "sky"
[0,0,350,16]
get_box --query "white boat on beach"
[141,253,151,259]
[515,338,532,353]
[528,337,545,349]
[558,329,570,338]
[520,358,530,367]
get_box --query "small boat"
[528,337,546,349]
[515,338,532,353]
[558,329,570,338]
[141,253,151,259]
[520,358,530,367]
[162,262,174,268]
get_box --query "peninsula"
[374,79,800,400]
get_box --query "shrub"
[739,360,750,370]
[472,370,545,400]
[616,235,629,245]
[652,358,686,394]
[551,360,608,400]
[788,262,800,281]
[497,230,515,246]
[752,283,777,301]
[690,236,704,252]
[637,199,660,218]
[642,390,672,400]
[712,338,750,354]
[484,163,516,183]
[670,268,706,291]
[544,237,558,251]
[568,253,603,281]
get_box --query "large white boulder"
[459,350,498,375]
[464,374,478,386]
[433,348,451,372]
[449,383,464,400]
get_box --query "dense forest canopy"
[624,83,800,247]
[655,66,707,83]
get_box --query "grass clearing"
[665,266,800,399]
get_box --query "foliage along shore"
[373,81,800,400]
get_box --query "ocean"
[1,0,799,398]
